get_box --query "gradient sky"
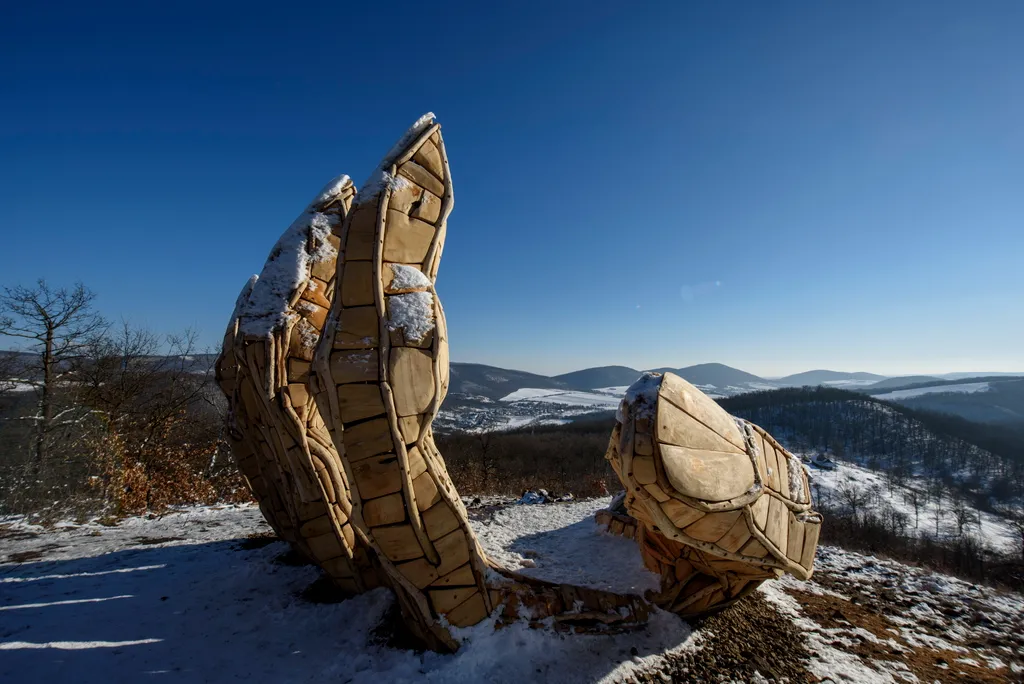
[2,1,1022,377]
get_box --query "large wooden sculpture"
[215,176,381,593]
[600,372,822,617]
[216,114,822,652]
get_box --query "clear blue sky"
[3,1,1022,377]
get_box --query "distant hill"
[938,371,1024,380]
[666,363,769,388]
[865,377,1024,426]
[776,370,887,386]
[893,379,1024,425]
[447,363,568,400]
[865,375,943,390]
[553,366,642,390]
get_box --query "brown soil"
[656,592,816,683]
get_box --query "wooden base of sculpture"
[216,114,822,651]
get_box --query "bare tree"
[904,487,926,531]
[836,478,868,523]
[73,323,223,512]
[0,280,106,474]
[952,497,978,540]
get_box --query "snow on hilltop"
[2,502,1021,682]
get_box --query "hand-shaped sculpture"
[217,114,822,652]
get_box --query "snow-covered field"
[805,459,1021,554]
[873,381,991,400]
[2,501,1021,683]
[821,379,884,387]
[499,388,622,408]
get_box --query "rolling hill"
[552,366,644,390]
[775,369,886,386]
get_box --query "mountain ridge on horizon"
[445,360,1024,396]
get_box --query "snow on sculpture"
[216,114,822,651]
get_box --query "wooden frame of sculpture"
[215,114,823,652]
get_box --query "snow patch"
[473,497,661,596]
[616,372,662,423]
[500,388,622,408]
[357,113,436,202]
[239,175,349,337]
[387,291,435,342]
[390,264,432,291]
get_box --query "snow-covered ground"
[2,501,1020,683]
[763,545,1024,682]
[473,497,661,595]
[805,459,1021,554]
[873,381,991,400]
[0,504,694,684]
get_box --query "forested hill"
[718,387,1024,504]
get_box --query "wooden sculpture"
[601,372,822,617]
[216,114,822,652]
[215,175,382,593]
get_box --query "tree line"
[0,280,245,518]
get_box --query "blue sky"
[2,1,1022,376]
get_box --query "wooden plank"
[787,511,805,563]
[342,418,393,461]
[395,557,439,589]
[352,454,404,499]
[383,210,435,263]
[422,501,461,540]
[751,494,770,532]
[397,160,445,197]
[431,563,476,588]
[306,531,344,561]
[445,592,488,628]
[299,514,333,538]
[632,456,657,485]
[363,492,407,527]
[763,495,789,554]
[432,528,471,577]
[333,306,379,349]
[658,444,756,503]
[412,139,444,180]
[344,202,380,261]
[801,519,821,570]
[329,350,379,384]
[389,347,435,416]
[412,471,441,511]
[759,433,781,492]
[716,514,753,553]
[683,510,743,544]
[337,384,386,423]
[373,524,424,562]
[340,261,375,307]
[657,399,745,454]
[659,373,746,451]
[661,498,707,529]
[429,587,479,614]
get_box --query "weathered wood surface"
[603,371,822,618]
